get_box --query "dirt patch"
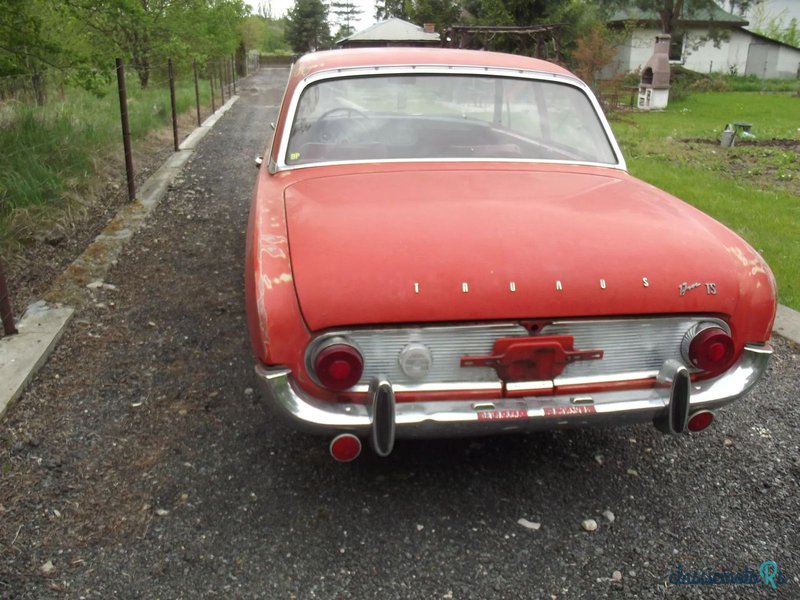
[683,137,800,150]
[677,137,800,197]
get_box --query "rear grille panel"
[307,317,726,391]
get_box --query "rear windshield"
[285,73,617,166]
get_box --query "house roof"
[336,17,441,44]
[609,2,748,26]
[744,28,800,52]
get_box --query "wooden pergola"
[442,24,563,62]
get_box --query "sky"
[246,0,377,31]
[745,0,800,24]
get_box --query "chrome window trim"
[275,64,627,172]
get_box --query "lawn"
[610,92,800,311]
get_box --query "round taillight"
[314,343,363,390]
[686,326,735,372]
[330,434,362,462]
[687,410,714,432]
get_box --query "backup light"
[398,343,433,380]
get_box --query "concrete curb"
[0,96,239,420]
[774,304,800,347]
[0,302,74,417]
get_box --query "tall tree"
[722,0,756,16]
[374,0,409,21]
[600,0,756,35]
[409,0,460,30]
[287,0,331,52]
[0,0,113,95]
[329,0,363,38]
[61,0,248,88]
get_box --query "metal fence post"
[0,257,18,336]
[115,58,136,202]
[193,59,201,126]
[168,58,179,151]
[208,60,216,113]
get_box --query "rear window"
[285,73,617,166]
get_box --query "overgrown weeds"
[0,76,213,254]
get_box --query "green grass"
[0,72,215,249]
[611,92,800,310]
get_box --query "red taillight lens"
[688,326,735,372]
[329,434,362,462]
[687,410,714,432]
[314,343,363,390]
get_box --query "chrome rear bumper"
[254,344,772,439]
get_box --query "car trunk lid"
[284,167,742,331]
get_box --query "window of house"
[669,33,685,62]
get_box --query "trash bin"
[720,124,736,147]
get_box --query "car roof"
[290,48,574,81]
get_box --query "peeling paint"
[265,246,287,258]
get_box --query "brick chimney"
[423,23,436,34]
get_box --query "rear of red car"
[245,48,776,460]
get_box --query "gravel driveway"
[1,67,798,600]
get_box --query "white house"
[609,3,800,78]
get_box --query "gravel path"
[1,68,798,600]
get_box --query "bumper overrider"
[254,344,772,450]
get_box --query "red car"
[246,48,776,461]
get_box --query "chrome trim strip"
[275,64,626,172]
[505,381,554,392]
[254,343,772,438]
[553,371,658,386]
[259,366,292,380]
[351,381,503,393]
[744,344,773,354]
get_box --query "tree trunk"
[31,71,45,106]
[659,0,685,35]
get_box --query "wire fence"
[0,52,262,337]
[115,53,257,201]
